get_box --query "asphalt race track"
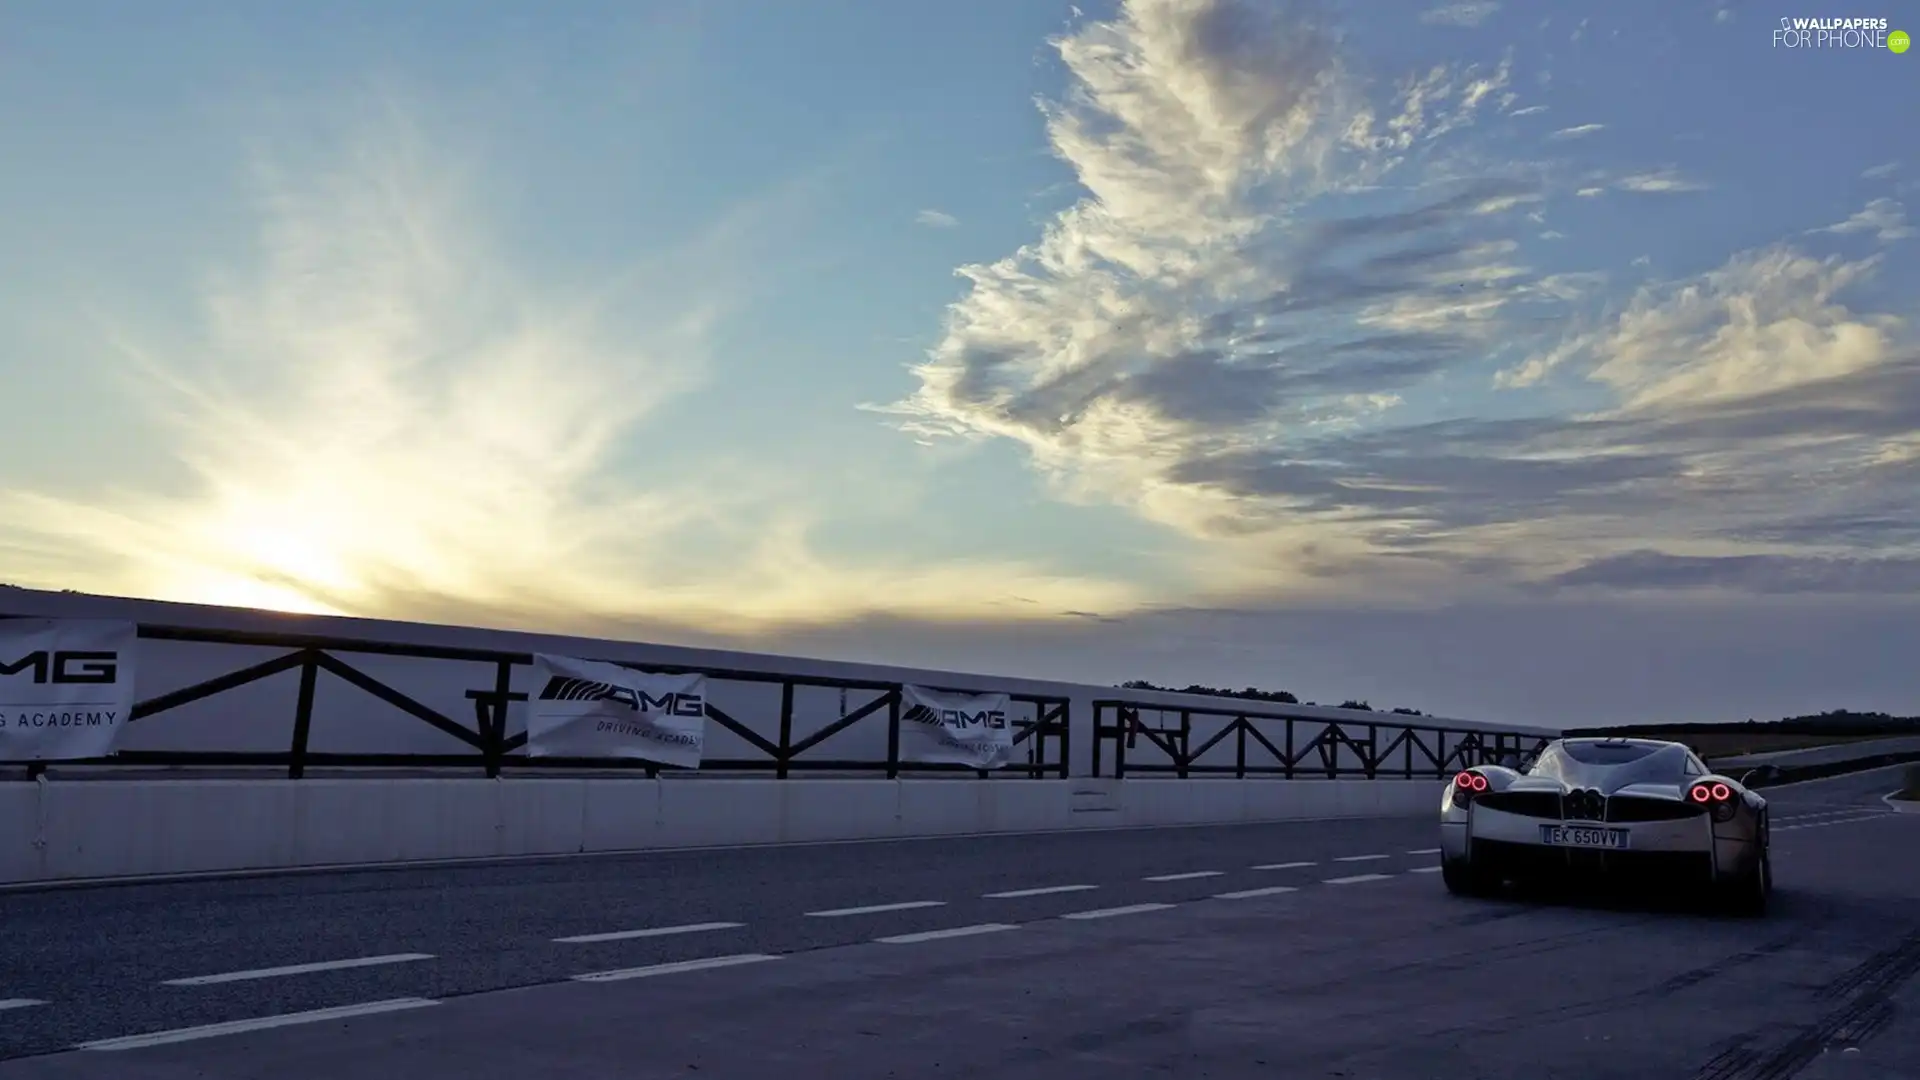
[1,769,1916,1079]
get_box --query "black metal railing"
[2,622,1070,780]
[1090,699,1550,780]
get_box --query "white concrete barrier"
[0,776,1446,887]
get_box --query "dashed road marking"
[805,901,946,918]
[877,923,1018,945]
[1324,873,1393,885]
[984,884,1099,899]
[554,921,742,944]
[572,954,779,983]
[162,953,434,987]
[1333,854,1389,863]
[0,999,46,1012]
[1774,813,1893,832]
[1251,861,1316,871]
[1407,866,1443,874]
[1214,886,1300,900]
[1061,903,1176,921]
[1144,871,1224,882]
[1406,848,1441,855]
[77,999,441,1051]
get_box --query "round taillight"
[1711,782,1731,801]
[1690,784,1712,802]
[1455,770,1475,788]
[1469,773,1489,792]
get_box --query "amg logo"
[904,704,1007,730]
[0,650,119,685]
[538,676,706,717]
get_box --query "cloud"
[1815,197,1914,243]
[1549,123,1605,140]
[0,99,1143,631]
[1508,104,1548,117]
[1420,2,1499,28]
[915,209,960,228]
[877,0,1917,606]
[1613,168,1709,193]
[1550,551,1920,595]
[1862,162,1899,181]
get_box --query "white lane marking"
[1214,886,1300,900]
[805,900,946,918]
[1775,811,1873,824]
[1324,873,1393,885]
[984,884,1099,899]
[1252,861,1316,871]
[77,998,440,1051]
[1406,848,1441,855]
[0,999,46,1012]
[1407,866,1444,874]
[161,953,434,987]
[573,954,779,983]
[878,923,1019,945]
[1061,903,1176,921]
[1144,871,1224,882]
[554,921,741,944]
[1774,813,1896,832]
[1333,854,1389,863]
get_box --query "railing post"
[1177,709,1191,779]
[1284,718,1296,780]
[483,659,513,779]
[1057,700,1071,780]
[1234,716,1247,778]
[288,650,318,780]
[1091,703,1105,778]
[885,688,901,780]
[1115,707,1131,780]
[1365,724,1378,779]
[776,682,795,780]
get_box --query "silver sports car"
[1439,736,1772,914]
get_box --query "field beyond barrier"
[0,776,1446,888]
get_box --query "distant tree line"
[1570,709,1920,738]
[1117,680,1427,717]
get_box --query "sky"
[1,0,1916,727]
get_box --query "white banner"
[526,654,707,769]
[899,685,1016,770]
[0,619,139,761]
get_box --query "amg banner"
[526,654,707,769]
[0,619,140,761]
[899,684,1015,770]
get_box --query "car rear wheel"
[1719,847,1770,917]
[1442,858,1493,897]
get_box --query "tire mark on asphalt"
[1688,927,1920,1080]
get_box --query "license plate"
[1539,824,1628,849]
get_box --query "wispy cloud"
[1549,123,1605,140]
[1508,104,1548,117]
[1420,2,1499,28]
[915,208,959,228]
[1613,168,1710,193]
[1816,197,1915,243]
[0,99,1141,630]
[1862,162,1900,181]
[876,0,1917,604]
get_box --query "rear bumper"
[1462,837,1718,888]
